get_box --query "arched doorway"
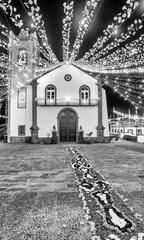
[58,108,77,142]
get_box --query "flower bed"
[66,146,144,240]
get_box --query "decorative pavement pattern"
[0,142,144,240]
[66,145,144,240]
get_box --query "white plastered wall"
[37,64,97,101]
[9,34,34,138]
[102,89,109,136]
[37,64,109,138]
[9,85,32,137]
[9,64,109,139]
[37,106,98,138]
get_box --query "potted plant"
[85,131,93,144]
[78,125,84,143]
[52,125,57,144]
[45,133,51,144]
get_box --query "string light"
[70,0,101,61]
[23,0,59,63]
[62,1,74,62]
[0,1,23,28]
[0,0,144,113]
[81,0,140,61]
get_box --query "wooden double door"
[59,109,76,142]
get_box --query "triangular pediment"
[37,63,98,83]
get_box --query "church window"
[45,85,56,104]
[18,125,25,136]
[17,48,27,66]
[17,87,26,108]
[80,85,90,105]
[64,74,72,81]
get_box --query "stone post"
[96,78,105,142]
[30,79,39,143]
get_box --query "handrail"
[37,98,98,106]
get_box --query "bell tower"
[8,29,38,143]
[9,29,38,89]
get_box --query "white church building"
[7,30,109,143]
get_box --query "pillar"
[7,37,13,143]
[30,79,39,143]
[96,78,105,142]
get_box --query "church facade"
[7,30,109,143]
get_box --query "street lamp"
[135,125,138,136]
[135,106,138,136]
[0,101,2,115]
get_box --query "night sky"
[103,85,136,116]
[0,0,141,116]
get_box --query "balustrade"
[36,98,98,106]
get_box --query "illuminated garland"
[39,46,57,64]
[0,0,23,28]
[74,60,144,74]
[104,67,144,74]
[104,77,144,110]
[0,115,7,119]
[113,110,143,120]
[0,0,144,115]
[94,34,144,71]
[0,53,8,60]
[10,64,34,94]
[23,0,59,63]
[78,33,144,73]
[87,19,144,62]
[77,53,144,75]
[107,83,138,106]
[0,22,9,38]
[73,61,100,72]
[62,0,74,62]
[0,38,8,50]
[38,57,52,68]
[82,0,140,60]
[99,53,144,71]
[73,62,144,110]
[70,0,101,61]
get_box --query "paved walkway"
[0,140,144,240]
[79,140,144,217]
[0,143,91,240]
[0,143,76,193]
